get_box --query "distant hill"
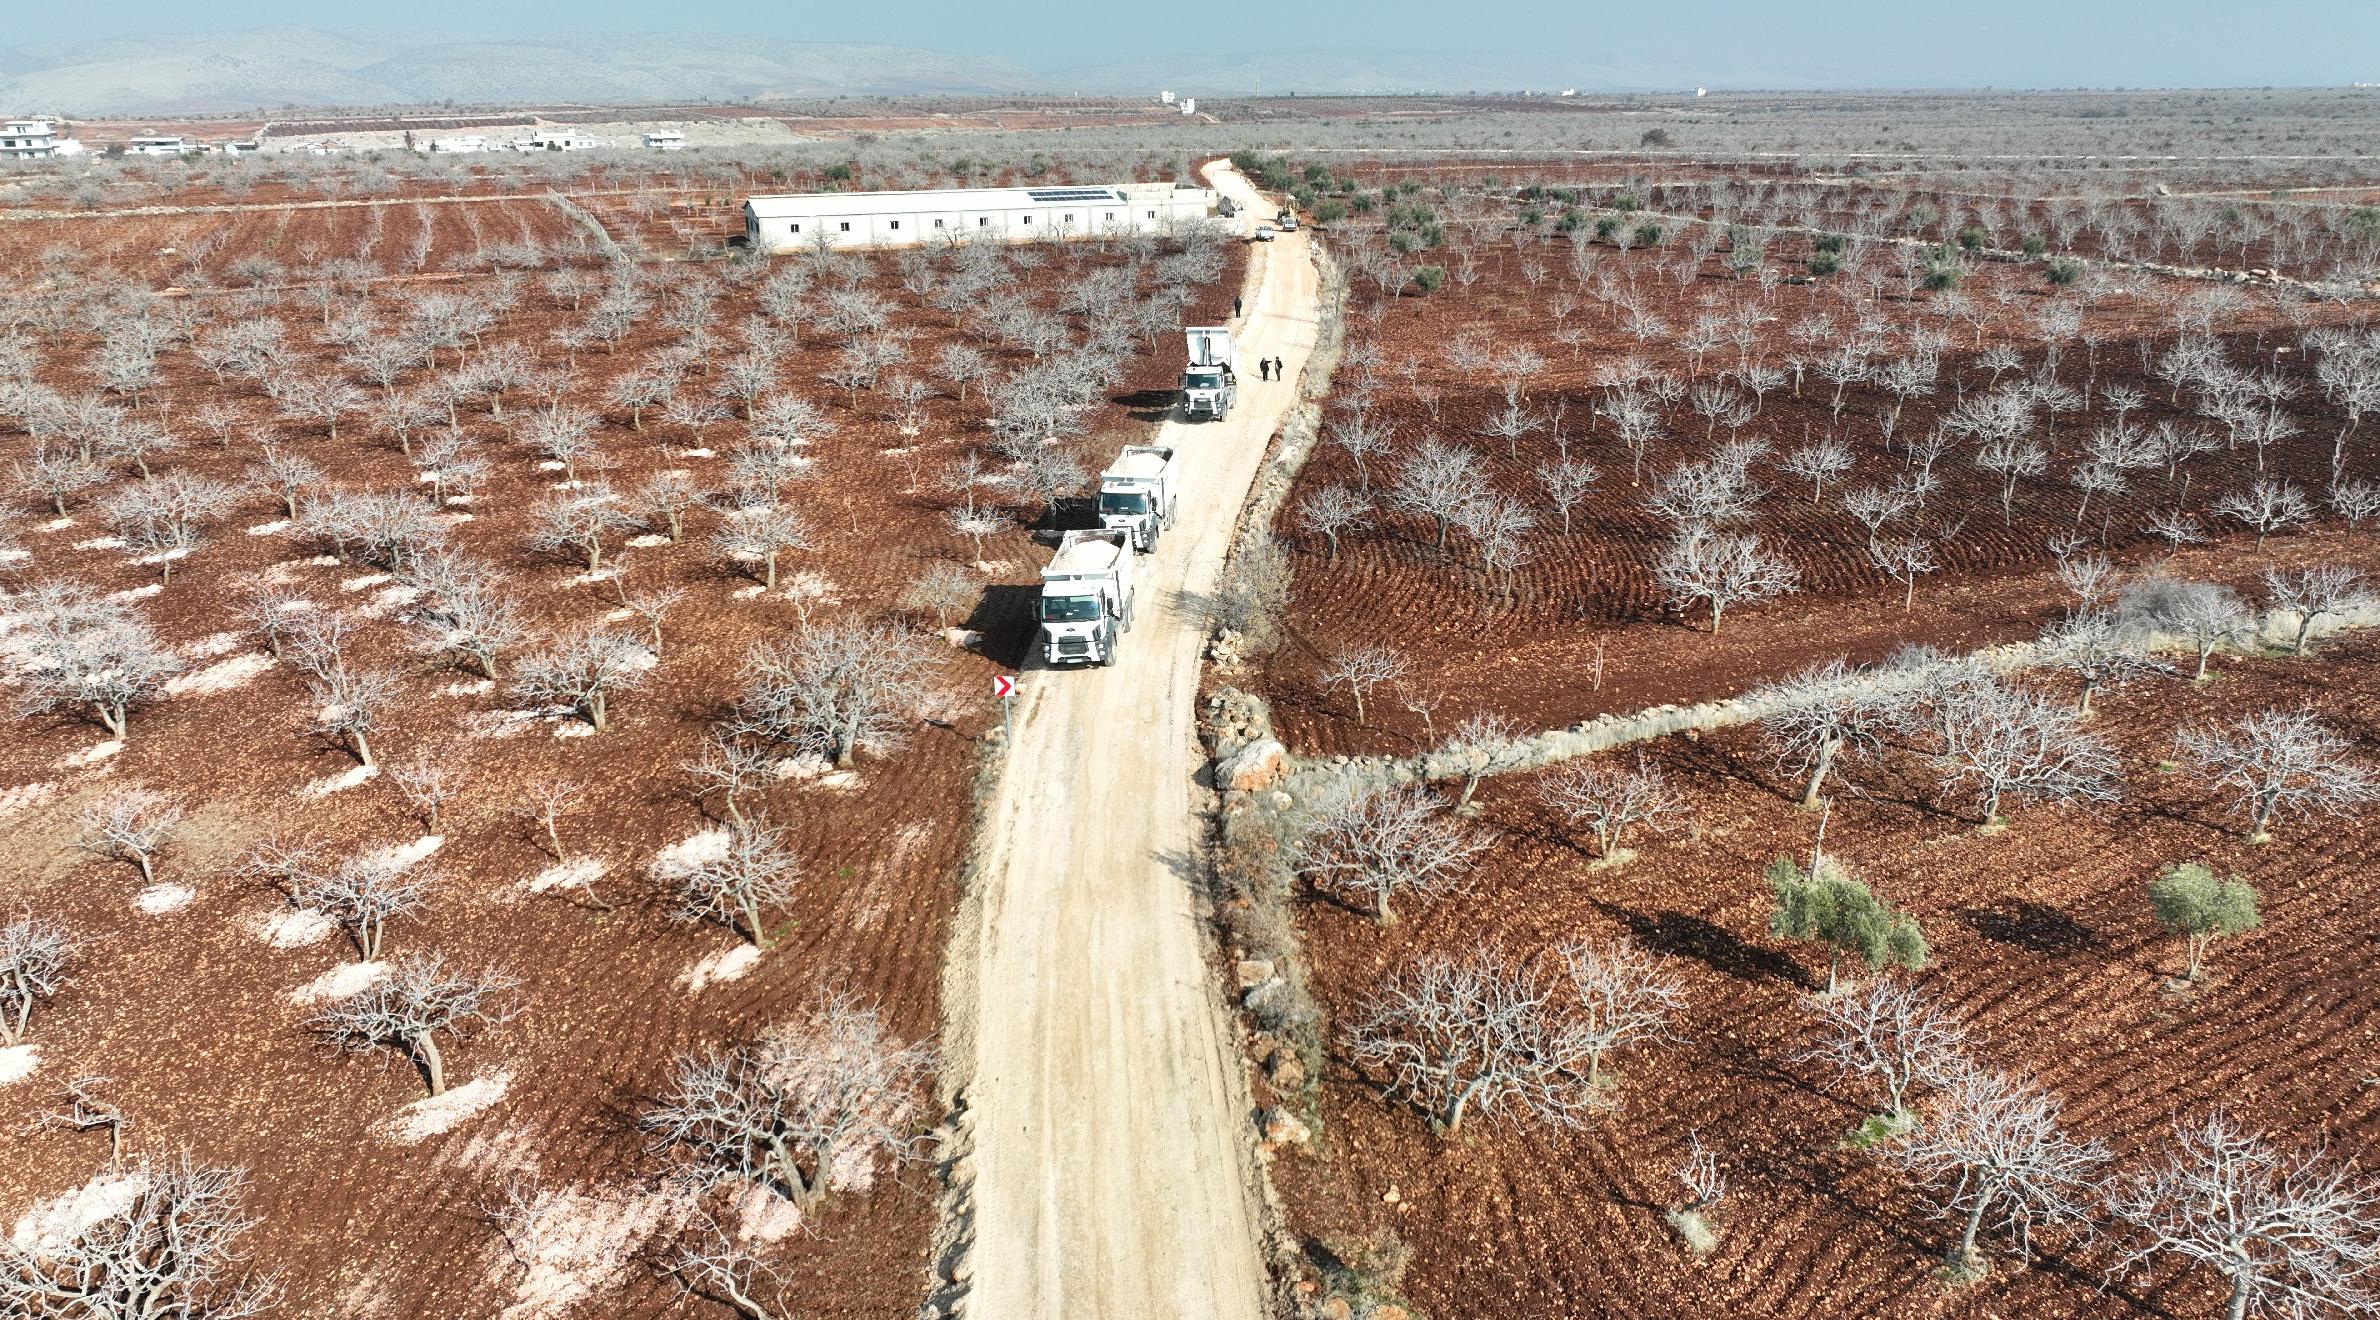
[0,27,1046,115]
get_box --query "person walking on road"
[1257,358,1271,382]
[1272,356,1286,383]
[1233,294,1244,319]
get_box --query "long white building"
[741,182,1218,253]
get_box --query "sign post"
[992,674,1015,750]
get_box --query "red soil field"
[0,212,1241,1316]
[1268,632,2380,1319]
[1259,217,2374,758]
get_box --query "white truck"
[1096,445,1180,553]
[1037,529,1136,667]
[1180,326,1238,422]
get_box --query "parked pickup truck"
[1037,529,1135,667]
[1097,444,1179,553]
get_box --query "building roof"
[745,182,1200,220]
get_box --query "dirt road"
[935,163,1316,1319]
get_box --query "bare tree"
[2178,708,2380,843]
[2109,1111,2380,1320]
[1556,937,1685,1089]
[683,736,776,830]
[291,849,432,961]
[898,562,977,629]
[527,484,637,572]
[2263,565,2370,657]
[636,471,708,543]
[1902,674,2120,826]
[1538,755,1686,859]
[1781,438,1854,504]
[310,953,516,1097]
[1799,975,1970,1125]
[11,585,184,739]
[1891,1067,2108,1274]
[730,623,939,768]
[1298,483,1373,563]
[2215,478,2315,550]
[249,451,323,519]
[387,751,461,834]
[1436,711,1530,809]
[75,787,184,885]
[2120,577,2250,680]
[307,662,401,768]
[665,817,802,949]
[658,1214,788,1320]
[104,473,236,581]
[642,992,935,1210]
[1389,438,1485,554]
[1755,657,1896,807]
[1667,1133,1729,1254]
[0,914,74,1046]
[1871,538,1939,611]
[1293,784,1490,924]
[1534,456,1600,534]
[1320,643,1407,726]
[2038,610,2173,714]
[513,628,654,732]
[1653,532,1800,634]
[710,499,814,590]
[43,1074,128,1168]
[1344,949,1601,1138]
[0,1152,279,1319]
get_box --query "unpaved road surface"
[940,162,1316,1319]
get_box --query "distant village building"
[2,117,63,158]
[512,131,604,152]
[742,182,1218,254]
[643,130,686,150]
[1159,90,1176,104]
[124,134,191,156]
[1179,98,1196,115]
[424,135,492,154]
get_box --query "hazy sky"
[34,0,2380,88]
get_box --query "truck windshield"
[1039,596,1101,623]
[1184,372,1222,389]
[1098,492,1149,515]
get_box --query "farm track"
[935,160,1317,1320]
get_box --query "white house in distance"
[2,117,70,158]
[742,182,1218,253]
[125,135,191,155]
[512,131,604,152]
[643,130,686,150]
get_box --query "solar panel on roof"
[1025,188,1119,202]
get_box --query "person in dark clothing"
[1258,359,1271,382]
[1233,295,1244,318]
[1272,356,1286,381]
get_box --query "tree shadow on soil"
[1593,900,1811,988]
[1959,899,2099,956]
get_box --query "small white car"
[1251,224,1276,242]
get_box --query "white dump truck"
[1180,326,1237,422]
[1096,445,1180,553]
[1037,528,1136,667]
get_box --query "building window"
[839,222,851,232]
[934,218,945,228]
[889,220,900,230]
[1105,211,1116,221]
[978,217,990,227]
[1063,213,1074,223]
[790,224,800,233]
[1147,211,1157,219]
